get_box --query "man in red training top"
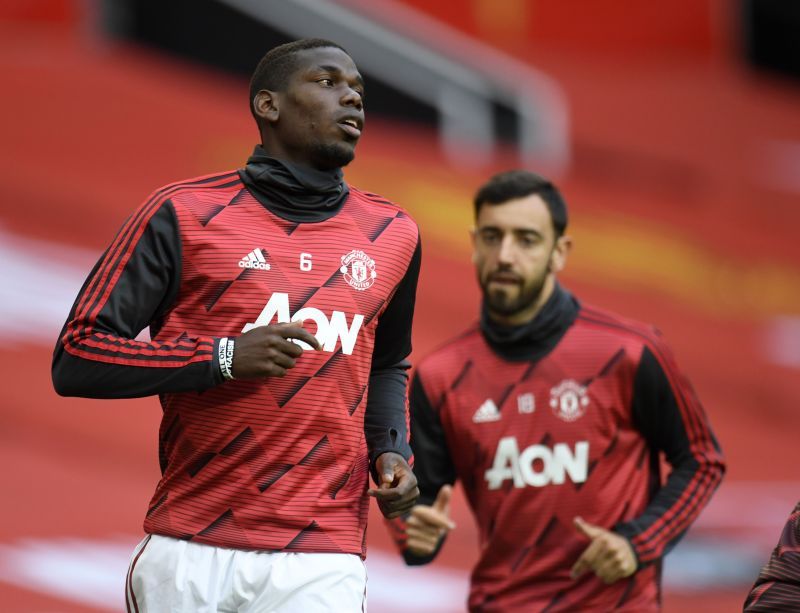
[53,39,420,612]
[391,170,724,611]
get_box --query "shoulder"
[150,169,244,210]
[574,302,676,364]
[348,186,419,233]
[576,303,662,344]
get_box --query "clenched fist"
[231,323,321,379]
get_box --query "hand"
[368,452,419,519]
[570,517,637,584]
[405,485,456,556]
[231,323,321,379]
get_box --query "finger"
[596,564,625,585]
[384,501,416,518]
[393,487,420,509]
[570,552,591,579]
[372,456,398,490]
[381,505,415,519]
[405,535,439,556]
[411,506,456,530]
[391,473,419,496]
[406,541,435,556]
[571,563,588,579]
[269,337,305,359]
[275,325,321,350]
[597,543,636,580]
[367,486,402,500]
[574,517,605,540]
[597,544,623,565]
[264,349,296,371]
[406,544,435,556]
[263,365,287,378]
[406,525,446,544]
[377,471,398,492]
[406,542,436,556]
[406,513,443,530]
[432,484,453,515]
[571,539,605,579]
[592,557,624,585]
[380,470,397,488]
[375,490,417,512]
[405,529,443,551]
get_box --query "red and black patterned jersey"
[53,165,420,556]
[400,287,724,612]
[745,502,800,611]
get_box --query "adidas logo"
[239,248,270,271]
[473,399,501,423]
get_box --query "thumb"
[433,485,453,515]
[380,466,395,488]
[574,517,603,540]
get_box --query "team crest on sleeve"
[340,250,377,290]
[550,380,589,422]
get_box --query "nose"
[341,87,363,110]
[497,235,515,264]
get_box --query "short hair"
[473,170,568,237]
[249,38,349,119]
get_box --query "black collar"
[480,284,580,362]
[239,145,350,223]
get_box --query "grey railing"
[218,0,570,174]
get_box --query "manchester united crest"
[340,250,377,291]
[550,380,589,422]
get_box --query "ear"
[549,235,573,273]
[469,227,478,264]
[253,89,279,124]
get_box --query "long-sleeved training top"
[399,285,724,611]
[53,155,420,557]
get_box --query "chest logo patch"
[517,393,535,414]
[473,399,501,423]
[340,250,377,291]
[239,248,270,271]
[550,380,589,422]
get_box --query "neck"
[240,145,349,223]
[258,140,312,171]
[479,283,579,361]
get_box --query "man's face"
[270,47,365,170]
[472,195,568,324]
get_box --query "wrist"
[218,337,235,381]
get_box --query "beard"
[311,141,356,170]
[480,269,548,317]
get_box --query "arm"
[365,238,421,517]
[614,340,726,567]
[51,195,322,399]
[744,503,800,611]
[51,198,221,397]
[392,371,458,566]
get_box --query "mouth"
[488,273,522,286]
[338,117,363,139]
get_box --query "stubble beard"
[481,271,548,318]
[312,142,356,170]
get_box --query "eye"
[517,233,543,248]
[318,78,334,87]
[480,231,501,245]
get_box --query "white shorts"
[126,534,367,612]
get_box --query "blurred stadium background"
[1,1,799,611]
